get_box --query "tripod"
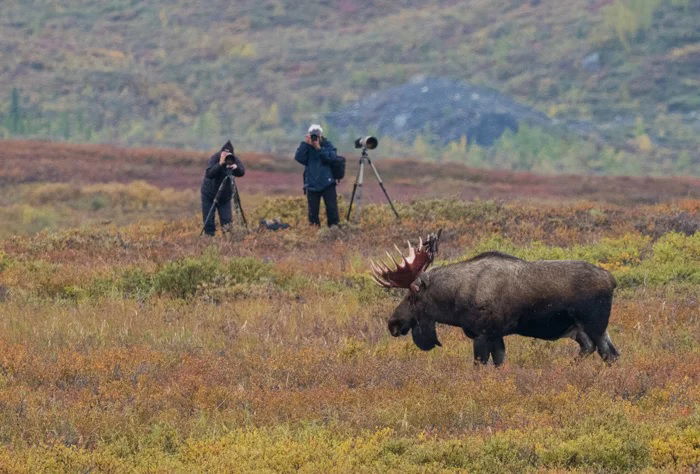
[346,148,400,221]
[200,170,248,235]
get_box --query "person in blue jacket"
[200,140,245,236]
[294,124,341,226]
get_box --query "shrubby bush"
[461,231,699,288]
[152,252,274,299]
[650,426,700,468]
[0,424,691,472]
[253,196,307,227]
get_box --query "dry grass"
[0,141,698,471]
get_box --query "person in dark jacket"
[294,124,341,227]
[201,140,245,236]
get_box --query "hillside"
[1,0,699,175]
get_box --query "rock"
[326,76,553,148]
[582,52,601,72]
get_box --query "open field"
[0,140,698,471]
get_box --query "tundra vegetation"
[0,142,698,471]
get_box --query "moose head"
[370,230,442,350]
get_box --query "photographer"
[294,124,341,227]
[201,140,245,236]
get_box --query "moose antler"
[370,230,441,291]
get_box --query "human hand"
[219,151,228,166]
[305,135,321,149]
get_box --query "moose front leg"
[489,337,506,366]
[473,335,506,366]
[473,336,490,365]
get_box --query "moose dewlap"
[371,231,619,366]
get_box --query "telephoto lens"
[224,154,236,165]
[354,136,378,150]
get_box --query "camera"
[354,136,378,150]
[309,133,319,142]
[224,153,236,166]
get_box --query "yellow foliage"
[669,42,700,59]
[261,102,281,127]
[226,41,257,58]
[631,133,654,152]
[88,48,127,61]
[650,427,700,468]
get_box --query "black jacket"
[294,138,340,192]
[200,152,245,200]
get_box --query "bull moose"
[371,231,619,365]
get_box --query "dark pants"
[201,194,232,235]
[306,185,339,227]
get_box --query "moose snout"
[388,318,413,337]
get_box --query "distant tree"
[602,0,662,49]
[9,88,22,134]
[59,110,71,140]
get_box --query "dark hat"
[221,140,234,153]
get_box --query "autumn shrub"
[539,428,650,472]
[616,231,700,287]
[650,426,700,468]
[23,181,194,211]
[253,196,307,227]
[0,204,60,236]
[460,231,699,288]
[118,267,155,299]
[152,252,273,298]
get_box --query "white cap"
[308,124,323,135]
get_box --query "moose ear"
[409,275,429,294]
[411,319,442,351]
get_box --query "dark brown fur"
[388,252,619,365]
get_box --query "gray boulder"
[326,76,554,147]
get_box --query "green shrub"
[602,0,662,48]
[460,232,698,288]
[617,231,700,287]
[153,257,220,298]
[152,253,273,299]
[118,267,155,299]
[540,428,649,471]
[650,426,700,468]
[253,197,307,227]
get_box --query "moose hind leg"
[473,336,490,365]
[574,330,595,359]
[598,331,620,364]
[586,329,619,363]
[580,295,619,363]
[489,337,506,366]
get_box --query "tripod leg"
[201,200,218,236]
[347,158,365,222]
[367,158,400,220]
[233,186,248,229]
[346,182,358,221]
